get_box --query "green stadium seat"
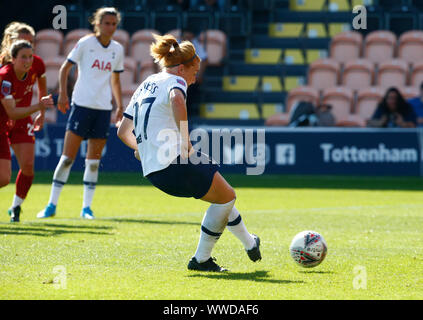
[289,0,326,11]
[284,76,306,91]
[328,0,350,11]
[261,77,283,92]
[269,23,304,38]
[200,103,260,119]
[305,49,329,64]
[306,23,327,38]
[328,23,352,37]
[284,49,305,65]
[245,49,282,64]
[262,104,285,118]
[351,0,375,7]
[223,76,260,91]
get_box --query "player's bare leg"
[9,143,35,222]
[80,138,107,219]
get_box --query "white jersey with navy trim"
[67,35,124,110]
[124,71,188,176]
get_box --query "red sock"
[15,170,34,199]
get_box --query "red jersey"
[0,55,45,133]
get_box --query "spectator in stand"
[407,82,423,128]
[180,28,208,117]
[368,87,417,128]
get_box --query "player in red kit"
[0,22,48,222]
[0,39,53,222]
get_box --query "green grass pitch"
[1,172,422,299]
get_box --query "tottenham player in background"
[0,22,49,222]
[117,34,261,272]
[0,40,53,222]
[37,7,124,220]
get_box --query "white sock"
[227,206,256,250]
[194,199,235,263]
[11,195,24,209]
[82,159,100,209]
[49,155,74,205]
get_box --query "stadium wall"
[12,125,423,176]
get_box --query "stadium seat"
[44,56,64,91]
[269,23,304,38]
[330,31,363,64]
[342,59,374,91]
[355,87,385,123]
[351,0,375,6]
[223,76,260,91]
[306,23,327,38]
[63,29,91,57]
[398,31,423,66]
[113,29,130,55]
[130,29,161,63]
[139,59,157,83]
[322,87,360,126]
[328,0,350,12]
[198,30,227,66]
[308,58,340,91]
[284,49,305,65]
[35,29,63,60]
[121,83,139,108]
[305,49,328,64]
[167,29,181,39]
[284,76,306,91]
[286,86,320,113]
[328,23,352,38]
[120,57,137,87]
[377,59,408,89]
[400,86,419,100]
[200,103,260,119]
[261,77,283,92]
[262,103,284,118]
[289,0,326,11]
[410,61,423,87]
[364,30,397,65]
[245,49,282,64]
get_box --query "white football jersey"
[124,71,188,176]
[67,35,124,110]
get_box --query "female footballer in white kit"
[117,34,261,272]
[37,7,124,219]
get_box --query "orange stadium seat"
[265,86,319,126]
[400,86,419,100]
[130,30,161,63]
[121,83,140,109]
[198,30,227,66]
[330,31,363,64]
[308,58,340,91]
[63,29,91,57]
[398,31,423,66]
[377,59,408,89]
[322,87,361,126]
[113,29,130,55]
[120,57,137,87]
[364,30,397,65]
[35,29,63,60]
[355,87,385,123]
[410,61,423,87]
[139,59,157,82]
[342,59,374,91]
[44,56,64,91]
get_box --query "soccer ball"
[289,231,327,268]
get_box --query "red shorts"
[0,132,11,160]
[7,117,35,145]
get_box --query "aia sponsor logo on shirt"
[91,59,112,72]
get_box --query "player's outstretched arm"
[117,117,137,150]
[57,60,73,114]
[2,95,54,120]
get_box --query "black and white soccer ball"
[289,231,327,268]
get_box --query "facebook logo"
[276,144,296,165]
